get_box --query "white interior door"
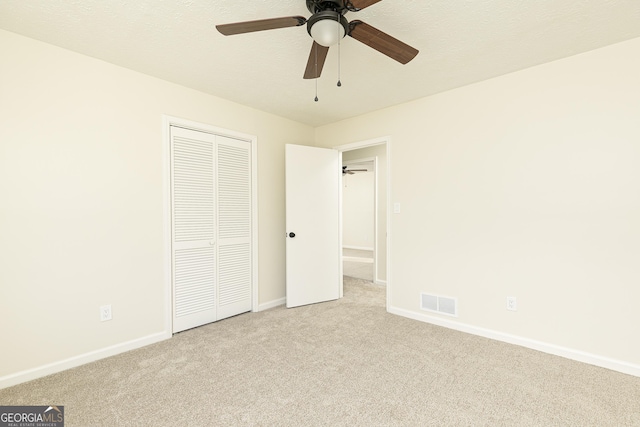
[285,144,341,308]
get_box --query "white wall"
[0,29,314,385]
[316,37,640,374]
[342,169,374,250]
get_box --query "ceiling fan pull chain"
[337,14,342,87]
[314,43,319,102]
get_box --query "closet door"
[216,136,252,320]
[171,126,217,333]
[170,126,253,333]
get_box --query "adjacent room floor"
[343,248,374,282]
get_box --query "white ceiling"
[2,0,640,127]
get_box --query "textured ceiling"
[1,0,640,126]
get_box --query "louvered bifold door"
[216,136,252,320]
[171,127,217,333]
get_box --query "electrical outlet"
[100,304,112,321]
[506,297,517,311]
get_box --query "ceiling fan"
[216,0,419,80]
[342,165,368,175]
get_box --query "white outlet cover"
[506,297,517,311]
[100,304,112,321]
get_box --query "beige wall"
[0,29,313,382]
[317,37,640,370]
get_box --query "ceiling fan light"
[311,19,345,47]
[307,11,348,47]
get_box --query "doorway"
[338,138,389,305]
[282,139,389,309]
[342,159,375,282]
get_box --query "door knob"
[289,232,296,238]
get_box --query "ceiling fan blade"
[216,16,307,36]
[348,20,419,64]
[303,42,330,79]
[348,0,384,10]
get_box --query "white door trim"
[162,115,259,335]
[335,136,391,309]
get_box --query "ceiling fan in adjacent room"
[216,0,419,80]
[342,165,368,175]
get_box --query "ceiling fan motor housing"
[306,0,347,14]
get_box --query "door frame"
[162,115,259,334]
[335,136,391,309]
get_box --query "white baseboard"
[374,279,387,286]
[343,245,374,251]
[343,256,374,263]
[388,305,640,378]
[257,297,286,312]
[0,331,172,390]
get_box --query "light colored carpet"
[2,277,639,426]
[343,261,374,282]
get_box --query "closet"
[170,125,252,333]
